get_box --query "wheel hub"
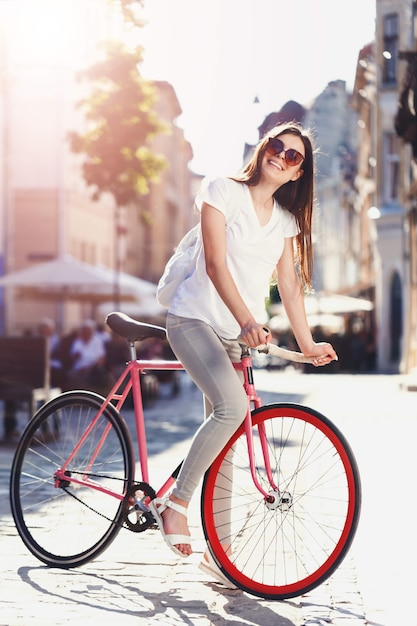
[265,490,293,511]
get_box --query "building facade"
[305,80,364,295]
[0,1,193,335]
[353,0,417,374]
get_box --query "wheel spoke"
[10,391,134,568]
[201,403,361,600]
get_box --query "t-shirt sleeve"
[194,177,229,219]
[281,207,300,238]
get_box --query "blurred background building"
[0,0,416,378]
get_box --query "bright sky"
[140,0,376,176]
[2,0,376,178]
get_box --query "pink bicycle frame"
[55,347,279,503]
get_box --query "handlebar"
[254,342,317,365]
[106,311,319,365]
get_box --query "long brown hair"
[232,122,316,290]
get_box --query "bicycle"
[9,311,361,600]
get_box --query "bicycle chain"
[60,471,155,532]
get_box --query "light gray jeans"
[166,312,248,503]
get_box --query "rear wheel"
[201,403,361,599]
[10,391,134,568]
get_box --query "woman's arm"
[276,237,337,366]
[201,202,270,347]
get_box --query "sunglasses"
[265,137,305,167]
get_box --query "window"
[383,132,400,202]
[389,271,402,362]
[383,13,398,85]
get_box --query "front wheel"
[201,403,361,600]
[10,391,135,568]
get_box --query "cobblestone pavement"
[1,369,416,625]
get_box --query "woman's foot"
[150,495,192,557]
[198,551,237,589]
[161,495,192,556]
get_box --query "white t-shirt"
[169,177,299,339]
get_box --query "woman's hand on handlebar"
[304,342,338,367]
[240,322,271,349]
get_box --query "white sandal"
[198,551,237,589]
[149,497,191,558]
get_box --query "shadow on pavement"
[16,563,300,626]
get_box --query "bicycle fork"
[239,349,280,504]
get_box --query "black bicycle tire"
[201,402,361,600]
[10,390,135,568]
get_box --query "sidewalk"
[0,391,300,625]
[1,370,416,625]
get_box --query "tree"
[68,0,169,206]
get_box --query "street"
[1,368,416,626]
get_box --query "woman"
[150,122,338,585]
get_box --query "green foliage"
[68,0,169,206]
[269,283,281,305]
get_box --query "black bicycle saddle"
[105,311,167,343]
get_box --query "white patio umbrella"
[98,297,166,323]
[0,256,160,396]
[270,292,374,317]
[0,255,155,303]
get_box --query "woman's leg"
[155,314,247,555]
[167,314,247,502]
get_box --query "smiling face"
[262,132,305,186]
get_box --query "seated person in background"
[67,320,112,392]
[96,322,111,346]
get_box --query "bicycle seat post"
[128,341,136,362]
